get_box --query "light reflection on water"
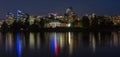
[16,33,21,57]
[5,32,13,53]
[0,31,120,57]
[29,32,35,49]
[89,32,96,53]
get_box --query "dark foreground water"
[0,31,120,57]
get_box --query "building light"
[17,10,22,13]
[67,23,71,27]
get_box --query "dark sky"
[0,0,120,19]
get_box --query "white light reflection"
[68,32,71,45]
[112,32,118,47]
[68,32,73,55]
[5,32,13,52]
[59,33,64,50]
[90,33,96,53]
[29,32,35,50]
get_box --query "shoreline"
[0,27,120,32]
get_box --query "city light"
[0,7,120,31]
[1,0,120,57]
[67,23,71,27]
[17,10,22,13]
[8,12,13,15]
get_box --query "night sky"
[0,0,120,19]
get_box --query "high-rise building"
[66,7,73,16]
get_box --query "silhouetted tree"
[1,21,8,31]
[91,16,98,28]
[24,13,30,31]
[40,18,46,28]
[81,16,90,28]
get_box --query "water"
[0,31,120,57]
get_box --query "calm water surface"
[0,31,120,57]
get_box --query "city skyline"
[0,0,120,19]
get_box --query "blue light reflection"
[16,33,21,57]
[50,35,55,55]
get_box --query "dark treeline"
[81,15,118,29]
[0,13,120,32]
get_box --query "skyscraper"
[66,7,73,16]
